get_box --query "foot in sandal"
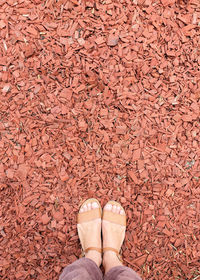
[102,201,126,273]
[77,198,102,267]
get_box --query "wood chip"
[1,0,199,278]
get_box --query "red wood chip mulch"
[0,0,200,279]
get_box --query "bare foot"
[77,200,102,266]
[102,202,126,273]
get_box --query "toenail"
[83,204,87,210]
[113,205,117,212]
[92,202,99,209]
[105,204,112,211]
[120,209,125,215]
[87,203,91,210]
[117,206,121,212]
[80,208,84,213]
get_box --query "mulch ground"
[0,0,200,279]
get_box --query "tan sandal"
[77,198,102,256]
[102,200,126,262]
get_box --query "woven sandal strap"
[85,247,102,254]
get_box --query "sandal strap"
[103,210,126,226]
[102,201,126,226]
[85,247,102,254]
[103,247,119,254]
[103,247,122,262]
[78,208,101,223]
[77,198,102,224]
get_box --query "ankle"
[103,251,123,273]
[103,251,119,265]
[85,250,102,267]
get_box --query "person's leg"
[59,199,103,280]
[104,265,142,280]
[102,202,142,280]
[59,258,103,280]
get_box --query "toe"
[92,201,99,209]
[83,204,87,212]
[104,203,112,211]
[113,205,117,213]
[120,209,125,215]
[80,207,84,213]
[116,206,121,214]
[87,203,91,211]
